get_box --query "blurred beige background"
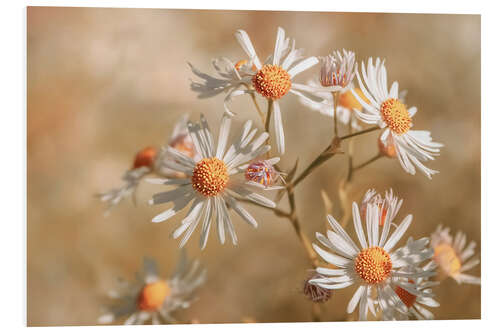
[27,7,480,326]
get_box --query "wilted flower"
[303,272,332,303]
[244,157,284,189]
[98,253,206,325]
[148,114,278,249]
[352,58,443,179]
[309,191,434,320]
[431,225,481,285]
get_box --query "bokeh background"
[27,7,480,326]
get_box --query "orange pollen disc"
[137,280,170,311]
[339,88,369,110]
[380,98,412,135]
[252,64,292,100]
[191,157,229,196]
[354,246,392,284]
[170,134,195,158]
[433,243,462,277]
[395,280,417,308]
[133,146,158,169]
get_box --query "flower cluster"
[95,26,479,324]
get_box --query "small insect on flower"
[98,252,206,325]
[244,158,284,189]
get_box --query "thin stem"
[345,120,355,183]
[352,153,382,172]
[332,91,339,137]
[249,92,266,125]
[339,126,379,141]
[265,99,273,134]
[291,145,334,188]
[286,186,319,268]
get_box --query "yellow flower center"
[133,146,157,169]
[395,280,417,308]
[339,88,369,110]
[191,157,229,196]
[252,64,292,100]
[434,243,462,277]
[380,98,412,135]
[137,280,170,312]
[354,246,392,284]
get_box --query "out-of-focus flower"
[303,272,332,303]
[352,58,443,179]
[299,80,364,130]
[147,114,278,249]
[232,27,321,154]
[309,191,434,320]
[318,50,357,89]
[98,115,197,214]
[430,225,481,285]
[98,252,206,325]
[387,261,440,320]
[360,188,403,227]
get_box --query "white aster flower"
[98,253,206,325]
[386,260,440,320]
[352,58,443,179]
[430,225,481,285]
[232,27,320,154]
[309,196,434,320]
[148,113,278,249]
[98,115,197,214]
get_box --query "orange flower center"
[133,146,157,169]
[380,98,412,135]
[354,246,392,284]
[191,157,229,196]
[137,280,170,312]
[339,88,369,110]
[395,280,417,308]
[434,243,462,277]
[252,64,292,100]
